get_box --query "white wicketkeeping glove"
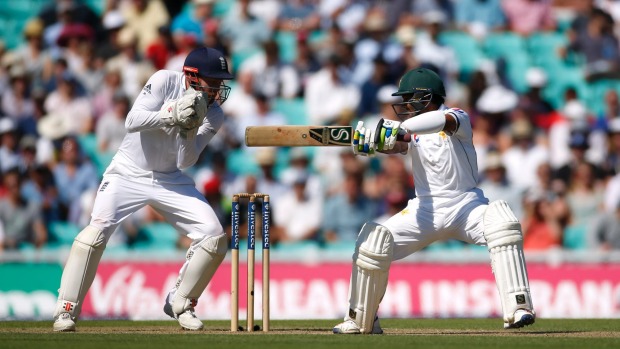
[180,91,209,139]
[159,88,207,129]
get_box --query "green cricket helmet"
[392,67,446,118]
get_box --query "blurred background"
[1,0,620,322]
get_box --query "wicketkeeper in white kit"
[333,67,536,334]
[53,47,233,332]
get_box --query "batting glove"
[374,118,402,152]
[352,121,376,157]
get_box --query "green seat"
[226,148,260,176]
[321,240,355,253]
[77,133,107,177]
[541,66,589,109]
[93,152,114,177]
[424,240,466,251]
[2,18,27,49]
[82,0,106,15]
[272,147,292,178]
[212,0,236,18]
[527,31,568,66]
[504,52,531,94]
[307,30,326,45]
[273,98,307,125]
[273,240,320,252]
[2,0,37,17]
[133,222,178,250]
[483,32,526,60]
[48,221,81,245]
[439,31,479,49]
[78,133,98,159]
[231,49,261,73]
[272,241,320,259]
[18,242,36,251]
[439,31,484,80]
[275,31,297,63]
[563,224,587,250]
[587,79,620,117]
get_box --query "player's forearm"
[125,110,166,133]
[401,110,445,134]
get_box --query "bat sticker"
[308,127,351,145]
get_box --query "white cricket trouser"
[89,174,223,241]
[383,189,489,260]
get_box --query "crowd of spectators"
[2,0,620,254]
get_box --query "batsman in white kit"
[53,47,233,332]
[333,68,535,334]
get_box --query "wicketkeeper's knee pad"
[54,225,107,320]
[348,222,394,333]
[172,233,227,314]
[483,200,535,323]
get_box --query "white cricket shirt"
[408,106,479,201]
[103,70,225,185]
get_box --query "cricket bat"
[245,126,354,146]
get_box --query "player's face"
[197,77,231,105]
[391,88,434,120]
[185,73,231,105]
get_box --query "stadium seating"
[272,97,308,125]
[132,222,179,251]
[541,66,589,110]
[231,49,261,74]
[438,30,484,80]
[526,31,568,67]
[82,0,105,15]
[272,240,321,258]
[212,0,235,18]
[563,224,588,250]
[47,221,81,246]
[0,0,47,49]
[504,51,531,94]
[587,79,620,117]
[275,31,297,64]
[0,0,41,18]
[226,148,260,176]
[483,32,527,61]
[77,133,113,177]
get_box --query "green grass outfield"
[1,319,619,349]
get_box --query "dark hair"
[431,94,445,106]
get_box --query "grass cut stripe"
[1,319,619,349]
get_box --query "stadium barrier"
[2,251,620,320]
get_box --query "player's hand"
[182,89,208,130]
[159,88,207,129]
[374,118,403,152]
[352,121,376,157]
[352,119,408,157]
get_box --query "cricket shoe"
[163,294,204,331]
[53,312,76,332]
[333,316,383,334]
[504,309,536,329]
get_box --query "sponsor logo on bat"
[308,127,352,145]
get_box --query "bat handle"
[397,131,411,142]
